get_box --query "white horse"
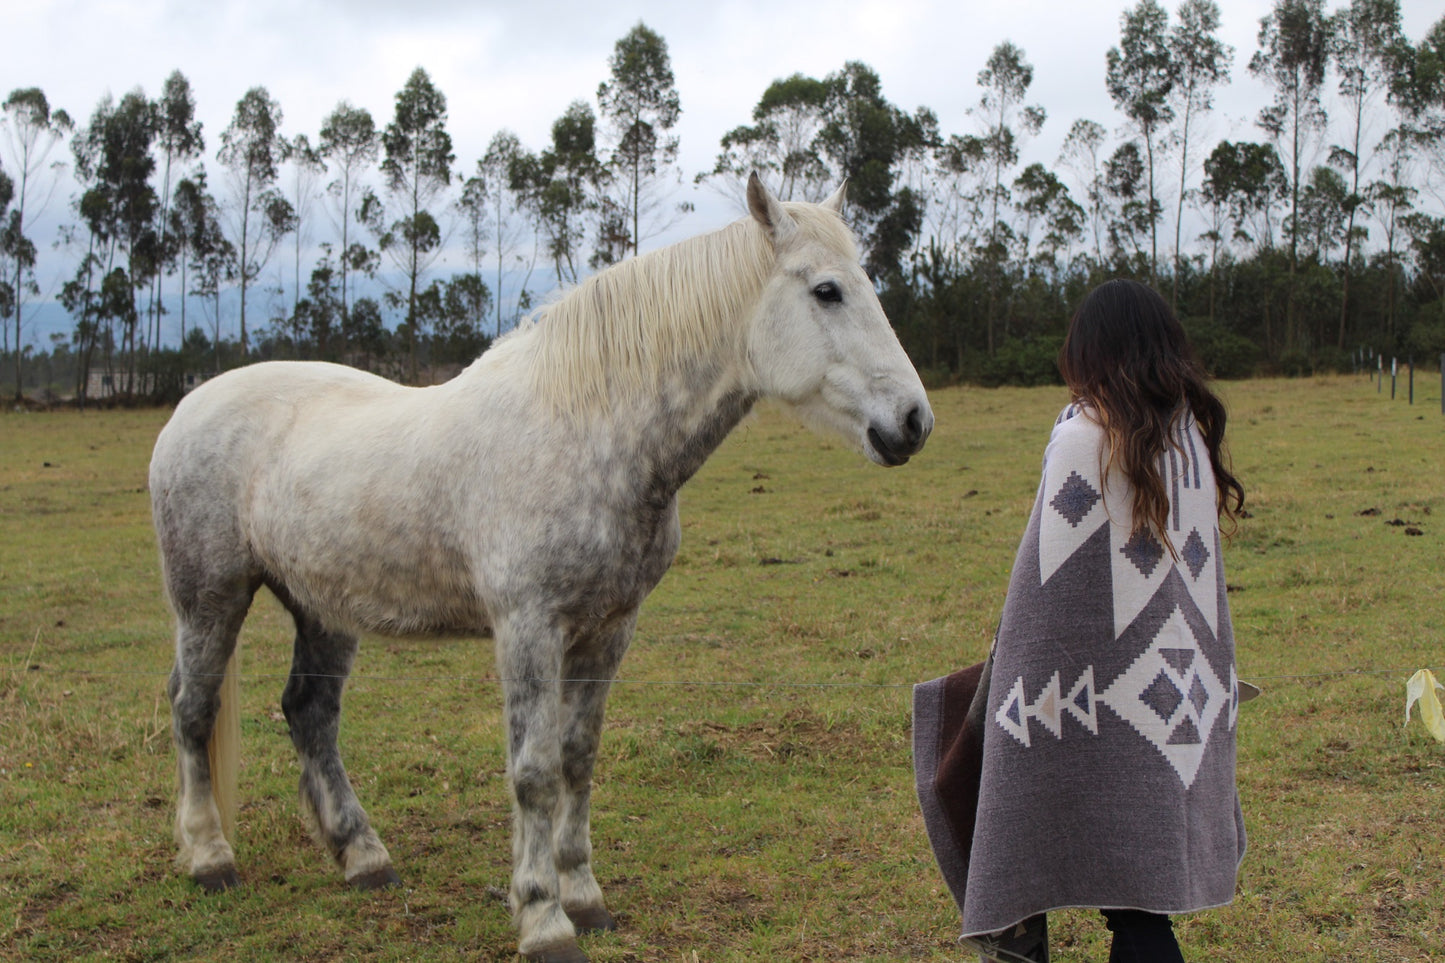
[149,174,932,963]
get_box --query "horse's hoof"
[193,866,241,893]
[566,905,617,934]
[522,939,589,963]
[348,866,402,891]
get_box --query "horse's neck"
[633,374,759,500]
[528,220,767,500]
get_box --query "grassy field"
[1,375,1443,962]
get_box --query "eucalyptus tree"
[1377,15,1443,342]
[1167,0,1232,311]
[1058,118,1110,267]
[1298,164,1349,267]
[1403,212,1445,327]
[281,132,325,320]
[1205,140,1289,256]
[218,86,292,356]
[66,89,160,395]
[1328,0,1405,348]
[1106,0,1174,286]
[470,130,530,336]
[1365,130,1416,342]
[413,273,489,365]
[1197,145,1232,321]
[1013,162,1085,274]
[596,21,684,261]
[971,42,1045,353]
[1202,139,1288,349]
[928,129,988,260]
[151,70,203,350]
[1390,17,1443,233]
[456,168,489,335]
[193,227,237,374]
[319,101,379,331]
[1,87,72,399]
[816,61,937,279]
[292,250,343,358]
[167,173,222,342]
[459,132,534,338]
[1249,0,1332,351]
[378,67,455,381]
[701,73,832,205]
[0,166,13,327]
[98,90,159,390]
[64,109,108,403]
[512,100,602,288]
[1104,140,1152,267]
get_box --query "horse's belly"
[254,515,486,639]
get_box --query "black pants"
[1101,909,1184,963]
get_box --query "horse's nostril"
[905,405,924,442]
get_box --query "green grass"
[2,376,1443,961]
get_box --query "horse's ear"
[747,172,796,246]
[822,180,847,213]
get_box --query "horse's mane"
[522,202,856,417]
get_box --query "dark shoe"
[961,913,1049,963]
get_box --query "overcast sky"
[3,0,1440,347]
[14,0,1437,211]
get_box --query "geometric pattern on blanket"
[1097,604,1227,788]
[998,409,1234,789]
[993,597,1228,788]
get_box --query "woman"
[914,280,1248,962]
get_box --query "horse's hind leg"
[280,605,398,890]
[168,582,255,892]
[555,615,636,935]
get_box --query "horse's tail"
[208,651,241,839]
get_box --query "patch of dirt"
[677,706,865,763]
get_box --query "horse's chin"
[865,427,913,467]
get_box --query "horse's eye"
[812,281,842,304]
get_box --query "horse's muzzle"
[867,403,932,466]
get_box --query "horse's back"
[156,361,402,465]
[150,363,406,587]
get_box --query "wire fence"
[3,662,1440,691]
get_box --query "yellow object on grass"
[1405,669,1445,743]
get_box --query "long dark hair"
[1058,279,1245,546]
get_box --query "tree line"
[2,0,1444,404]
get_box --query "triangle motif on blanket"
[994,667,1100,747]
[1098,604,1227,789]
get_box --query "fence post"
[1378,355,1383,393]
[1391,358,1397,400]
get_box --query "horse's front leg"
[556,613,636,935]
[497,612,584,963]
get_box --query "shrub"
[1183,318,1260,379]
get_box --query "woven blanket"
[914,404,1246,937]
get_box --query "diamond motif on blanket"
[1188,675,1210,713]
[1100,605,1226,788]
[1181,528,1210,580]
[1140,671,1184,721]
[1050,471,1101,527]
[1120,528,1165,577]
